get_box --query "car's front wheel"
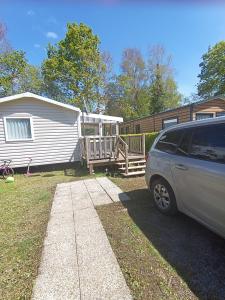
[151,178,178,215]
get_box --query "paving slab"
[32,177,132,300]
[97,177,131,202]
[84,178,113,206]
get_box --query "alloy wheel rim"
[153,184,170,210]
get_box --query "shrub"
[145,132,159,152]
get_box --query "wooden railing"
[114,136,129,174]
[80,136,117,162]
[80,134,146,175]
[121,134,145,156]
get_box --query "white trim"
[3,116,34,142]
[0,92,81,112]
[116,122,119,135]
[83,112,123,123]
[77,112,82,138]
[99,121,103,136]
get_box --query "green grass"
[0,167,99,300]
[97,176,197,300]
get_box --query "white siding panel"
[0,97,80,168]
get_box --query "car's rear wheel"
[151,178,178,215]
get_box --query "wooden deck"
[80,135,146,176]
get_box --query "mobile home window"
[135,124,141,133]
[81,123,99,136]
[195,113,213,120]
[111,124,117,135]
[216,112,225,117]
[5,117,33,141]
[162,118,178,129]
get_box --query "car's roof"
[164,116,225,132]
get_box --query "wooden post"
[115,135,119,159]
[104,137,107,158]
[125,144,129,175]
[116,122,119,135]
[139,135,142,154]
[89,163,94,174]
[85,137,89,165]
[142,134,145,157]
[93,138,97,159]
[128,135,131,153]
[99,136,102,159]
[99,121,103,136]
[109,137,113,158]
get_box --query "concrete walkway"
[32,177,132,300]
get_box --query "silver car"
[145,117,225,238]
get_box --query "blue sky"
[1,1,225,97]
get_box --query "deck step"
[115,162,126,166]
[118,165,146,171]
[121,170,146,177]
[116,159,146,166]
[127,155,145,160]
[129,160,146,165]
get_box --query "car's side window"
[189,124,225,164]
[155,130,183,154]
[176,129,192,156]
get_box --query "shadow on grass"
[120,188,225,300]
[42,174,55,177]
[64,167,89,177]
[64,166,106,178]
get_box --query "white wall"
[0,97,80,168]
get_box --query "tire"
[3,167,14,179]
[151,178,178,215]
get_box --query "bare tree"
[0,22,11,53]
[95,51,114,113]
[147,44,173,83]
[101,51,113,85]
[0,23,5,40]
[121,48,147,89]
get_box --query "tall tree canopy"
[42,22,105,110]
[0,21,182,121]
[0,50,27,96]
[120,48,149,119]
[198,41,225,98]
[0,50,44,96]
[148,64,165,114]
[106,45,181,120]
[147,45,181,115]
[18,65,43,95]
[105,48,150,120]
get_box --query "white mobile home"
[0,92,123,168]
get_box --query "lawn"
[0,168,93,300]
[2,170,225,300]
[97,176,225,300]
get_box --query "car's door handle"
[175,164,188,171]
